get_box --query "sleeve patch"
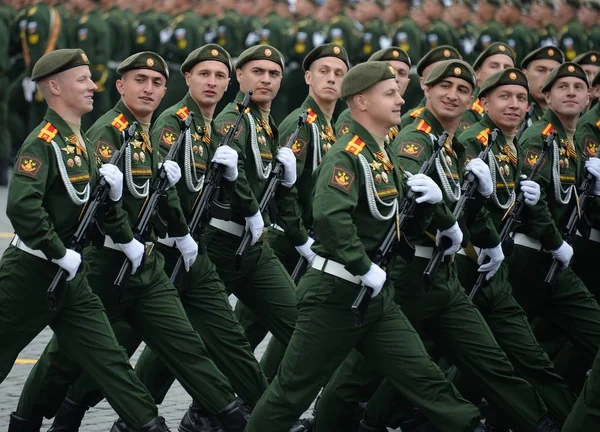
[329,165,355,193]
[337,122,350,137]
[159,127,179,147]
[398,141,423,158]
[220,121,243,140]
[16,155,43,178]
[95,140,116,162]
[585,136,599,157]
[525,148,545,169]
[291,136,307,158]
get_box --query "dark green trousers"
[0,247,158,429]
[561,347,600,431]
[246,269,481,432]
[15,245,237,422]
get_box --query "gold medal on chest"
[74,156,82,167]
[140,152,146,163]
[381,171,389,183]
[67,158,74,168]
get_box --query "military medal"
[322,143,331,152]
[61,145,75,155]
[369,160,383,171]
[255,123,263,134]
[445,155,453,166]
[259,119,273,139]
[140,152,146,163]
[131,139,143,149]
[375,173,382,183]
[67,135,87,156]
[191,132,201,141]
[258,136,267,146]
[565,158,569,169]
[67,159,74,168]
[374,151,394,171]
[133,152,140,161]
[504,165,510,176]
[193,145,199,154]
[323,126,336,143]
[559,159,564,168]
[140,131,153,153]
[198,145,204,158]
[74,156,82,167]
[201,126,211,144]
[500,166,505,176]
[381,171,389,183]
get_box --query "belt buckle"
[145,242,155,257]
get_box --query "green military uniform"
[14,53,249,430]
[539,23,559,47]
[323,12,362,64]
[131,10,162,55]
[318,61,550,432]
[561,347,600,431]
[357,16,389,64]
[559,14,589,61]
[103,6,132,106]
[508,64,600,397]
[0,12,10,184]
[474,16,505,59]
[426,19,459,52]
[3,49,164,431]
[247,61,482,432]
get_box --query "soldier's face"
[581,65,598,88]
[53,66,97,116]
[186,61,230,108]
[481,85,528,133]
[306,57,348,103]
[425,78,473,122]
[358,79,404,128]
[593,84,600,99]
[236,60,283,107]
[545,77,589,117]
[387,60,410,96]
[117,70,167,120]
[476,54,515,86]
[523,59,560,103]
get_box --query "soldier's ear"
[594,84,600,99]
[304,70,312,86]
[184,71,191,87]
[236,68,243,84]
[544,91,551,106]
[480,96,489,112]
[116,79,125,97]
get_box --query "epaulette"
[542,123,555,137]
[111,113,129,132]
[234,105,251,114]
[306,108,318,124]
[176,106,190,120]
[415,119,432,134]
[470,98,484,115]
[409,106,424,118]
[37,122,58,143]
[344,135,366,155]
[476,128,490,146]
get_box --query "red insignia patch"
[290,136,307,158]
[525,148,545,169]
[159,127,179,147]
[398,141,423,158]
[95,140,116,162]
[220,121,243,140]
[585,137,599,157]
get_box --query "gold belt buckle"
[145,242,155,257]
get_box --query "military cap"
[118,51,169,79]
[454,0,475,9]
[582,0,600,10]
[416,46,462,77]
[532,0,556,6]
[478,68,529,98]
[541,61,589,92]
[481,0,501,5]
[424,59,476,88]
[573,51,600,66]
[303,43,350,71]
[180,44,233,75]
[31,49,90,82]
[563,0,580,8]
[341,61,397,99]
[236,44,285,71]
[520,45,564,69]
[368,47,411,67]
[473,42,515,71]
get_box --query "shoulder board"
[176,105,190,120]
[409,106,424,118]
[306,107,318,124]
[470,98,484,115]
[234,105,251,114]
[37,122,58,143]
[595,119,600,130]
[476,128,490,146]
[344,135,366,155]
[542,123,555,137]
[111,113,129,132]
[415,119,432,134]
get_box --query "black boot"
[110,418,131,432]
[535,416,559,432]
[179,402,224,432]
[356,418,387,432]
[216,398,250,432]
[47,398,88,432]
[8,412,42,432]
[141,417,171,432]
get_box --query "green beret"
[541,61,589,92]
[416,45,462,77]
[582,0,600,10]
[341,61,397,99]
[563,0,580,7]
[481,0,501,6]
[520,45,564,69]
[478,68,529,98]
[473,42,515,71]
[236,45,284,71]
[302,43,349,72]
[368,47,411,67]
[573,51,600,66]
[118,51,169,79]
[181,44,233,75]
[424,59,476,89]
[532,0,556,7]
[31,49,90,82]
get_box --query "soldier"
[578,0,600,48]
[354,0,391,64]
[0,8,10,185]
[561,347,600,430]
[399,45,462,129]
[473,0,505,58]
[531,0,558,47]
[246,60,486,432]
[557,0,588,61]
[458,42,515,133]
[508,61,600,404]
[456,68,577,427]
[500,0,532,66]
[521,45,565,122]
[321,0,362,64]
[424,0,459,52]
[1,48,170,432]
[130,0,163,57]
[13,52,251,432]
[446,0,478,64]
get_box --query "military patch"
[415,119,432,134]
[329,165,355,193]
[37,122,58,143]
[542,123,556,137]
[477,128,491,146]
[260,151,273,160]
[524,148,545,169]
[388,126,399,141]
[95,140,116,162]
[398,141,424,158]
[69,173,91,183]
[344,136,365,155]
[306,108,318,124]
[409,106,424,119]
[291,137,307,158]
[220,121,243,140]
[377,187,398,198]
[470,98,484,115]
[337,122,350,136]
[175,106,190,120]
[585,137,599,157]
[111,114,129,132]
[17,155,42,178]
[159,127,179,147]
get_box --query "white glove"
[436,221,463,256]
[295,237,316,264]
[477,243,505,280]
[22,77,36,102]
[276,147,297,188]
[359,263,387,298]
[99,164,123,201]
[52,249,82,281]
[174,234,198,271]
[465,158,493,197]
[551,241,573,269]
[159,160,182,188]
[406,173,443,204]
[585,157,600,195]
[117,238,145,274]
[212,146,238,182]
[520,178,541,206]
[245,211,265,246]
